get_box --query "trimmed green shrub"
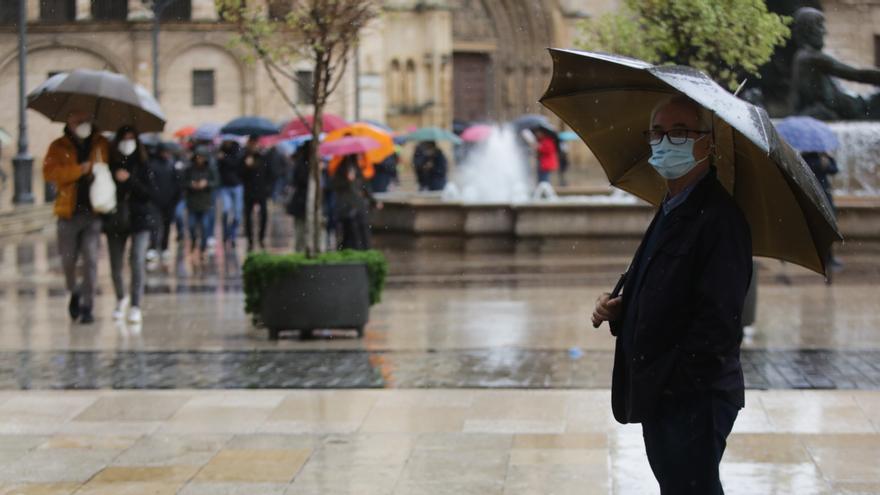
[242,250,388,321]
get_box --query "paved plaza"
[0,223,879,494]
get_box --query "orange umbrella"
[173,125,196,139]
[325,123,395,180]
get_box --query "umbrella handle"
[592,272,627,329]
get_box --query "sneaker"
[128,307,142,324]
[68,293,81,321]
[112,297,129,320]
[79,307,95,324]
[145,249,159,262]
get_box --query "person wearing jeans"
[240,136,274,251]
[104,126,159,323]
[43,110,109,324]
[217,140,244,249]
[185,147,219,261]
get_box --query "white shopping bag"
[89,149,116,214]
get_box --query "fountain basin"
[371,195,880,256]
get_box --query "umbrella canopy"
[173,125,196,139]
[325,123,395,165]
[27,69,165,133]
[512,113,552,131]
[540,48,841,275]
[221,116,280,137]
[361,119,393,132]
[404,127,462,144]
[775,116,839,153]
[461,124,494,142]
[280,113,350,139]
[319,136,380,157]
[192,123,221,141]
[558,130,578,142]
[0,128,12,147]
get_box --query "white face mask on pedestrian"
[74,122,93,140]
[118,139,137,157]
[648,133,709,180]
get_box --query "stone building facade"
[1,0,878,200]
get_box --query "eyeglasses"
[643,129,709,145]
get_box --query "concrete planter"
[259,263,370,340]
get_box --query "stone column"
[192,0,218,20]
[26,0,39,21]
[75,0,90,20]
[128,0,153,20]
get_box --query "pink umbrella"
[461,124,493,142]
[319,136,380,157]
[280,114,349,139]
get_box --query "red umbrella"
[280,114,349,138]
[461,124,493,142]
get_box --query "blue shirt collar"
[662,168,709,216]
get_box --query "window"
[192,70,215,107]
[296,70,314,104]
[40,0,76,22]
[160,0,191,22]
[91,0,127,21]
[0,2,19,24]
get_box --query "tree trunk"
[305,54,328,257]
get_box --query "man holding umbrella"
[43,110,110,324]
[591,96,752,494]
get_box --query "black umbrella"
[221,116,280,137]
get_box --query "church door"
[453,52,491,123]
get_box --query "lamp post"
[147,0,177,100]
[12,0,34,205]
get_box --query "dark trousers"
[339,209,370,250]
[642,393,738,495]
[150,205,176,252]
[245,196,268,247]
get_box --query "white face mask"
[118,139,137,157]
[74,122,93,139]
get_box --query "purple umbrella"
[318,136,380,157]
[775,116,839,153]
[192,123,221,141]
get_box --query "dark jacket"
[147,155,182,211]
[287,149,310,219]
[108,154,161,233]
[184,163,219,213]
[610,169,752,424]
[332,156,375,218]
[371,153,399,193]
[412,145,447,191]
[217,143,243,187]
[241,150,275,201]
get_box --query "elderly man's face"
[651,101,711,165]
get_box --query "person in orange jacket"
[42,109,110,324]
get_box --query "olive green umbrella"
[540,49,841,275]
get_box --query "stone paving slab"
[0,389,877,494]
[1,349,878,390]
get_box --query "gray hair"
[649,95,713,131]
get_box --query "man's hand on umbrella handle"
[591,293,622,329]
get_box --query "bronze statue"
[790,7,880,120]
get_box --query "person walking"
[533,127,559,184]
[185,147,219,262]
[412,141,447,192]
[146,142,182,266]
[240,136,275,251]
[104,126,159,324]
[286,146,310,252]
[370,151,399,193]
[217,139,244,249]
[332,154,380,250]
[591,96,752,495]
[43,110,108,324]
[802,151,841,269]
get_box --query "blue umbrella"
[192,122,221,141]
[512,113,552,131]
[775,116,839,153]
[559,131,578,142]
[404,127,462,144]
[275,134,321,155]
[221,116,280,137]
